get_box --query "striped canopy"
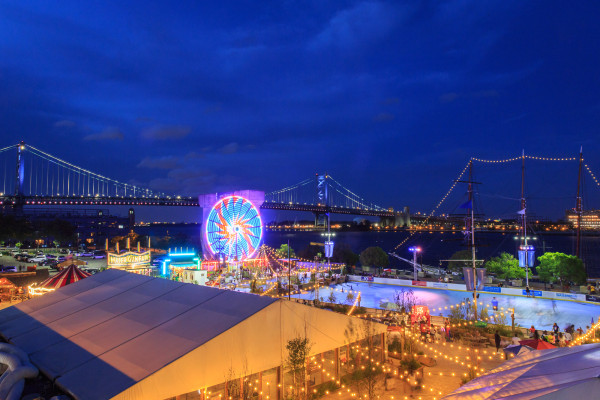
[38,264,91,289]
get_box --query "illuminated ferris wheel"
[205,195,263,262]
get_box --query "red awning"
[38,265,91,289]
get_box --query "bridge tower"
[314,174,330,229]
[13,141,26,214]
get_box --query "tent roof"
[519,339,556,350]
[443,344,600,399]
[38,264,91,289]
[58,259,86,267]
[0,270,277,399]
[0,277,15,287]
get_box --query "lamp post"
[408,246,421,281]
[519,244,535,287]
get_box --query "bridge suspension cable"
[26,144,168,198]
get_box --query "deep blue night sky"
[2,1,600,221]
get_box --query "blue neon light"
[168,253,196,257]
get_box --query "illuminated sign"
[108,251,151,268]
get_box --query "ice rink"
[293,281,600,332]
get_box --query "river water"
[136,225,600,276]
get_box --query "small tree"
[345,291,355,305]
[276,244,296,259]
[359,246,389,268]
[53,240,60,248]
[484,253,524,282]
[327,290,337,304]
[285,336,312,400]
[447,250,472,273]
[394,288,420,314]
[537,252,587,289]
[344,318,385,400]
[15,242,22,249]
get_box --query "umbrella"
[443,343,600,399]
[519,339,557,350]
[503,344,534,357]
[38,264,91,289]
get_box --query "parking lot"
[0,250,108,276]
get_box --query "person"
[564,330,572,343]
[492,297,499,311]
[494,330,501,352]
[534,330,540,340]
[552,322,559,341]
[529,325,536,338]
[577,327,584,337]
[511,334,520,345]
[525,286,531,297]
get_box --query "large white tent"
[443,343,600,399]
[0,269,386,400]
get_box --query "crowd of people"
[528,323,584,346]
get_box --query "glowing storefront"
[107,250,154,275]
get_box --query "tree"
[344,318,385,400]
[447,249,472,272]
[275,244,295,259]
[285,336,312,400]
[484,252,524,282]
[359,246,389,267]
[537,252,587,288]
[332,242,359,266]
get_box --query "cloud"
[439,90,499,103]
[373,112,395,122]
[141,125,191,140]
[219,142,239,154]
[137,156,181,170]
[311,2,401,50]
[83,127,124,141]
[54,119,76,128]
[184,151,205,159]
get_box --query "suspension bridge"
[0,142,404,223]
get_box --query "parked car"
[46,254,57,259]
[75,251,94,257]
[43,259,58,267]
[92,251,106,259]
[28,255,47,263]
[57,256,67,262]
[59,249,69,254]
[0,266,18,273]
[14,253,29,261]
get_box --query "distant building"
[24,207,134,245]
[566,209,600,229]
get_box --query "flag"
[459,200,473,209]
[517,208,526,215]
[463,267,475,291]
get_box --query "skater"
[492,297,499,311]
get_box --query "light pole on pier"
[408,246,421,281]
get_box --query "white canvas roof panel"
[0,269,386,400]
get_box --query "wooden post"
[381,332,386,363]
[276,366,282,400]
[334,348,340,381]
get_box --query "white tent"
[443,343,600,399]
[0,269,386,400]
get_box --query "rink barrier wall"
[348,275,589,302]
